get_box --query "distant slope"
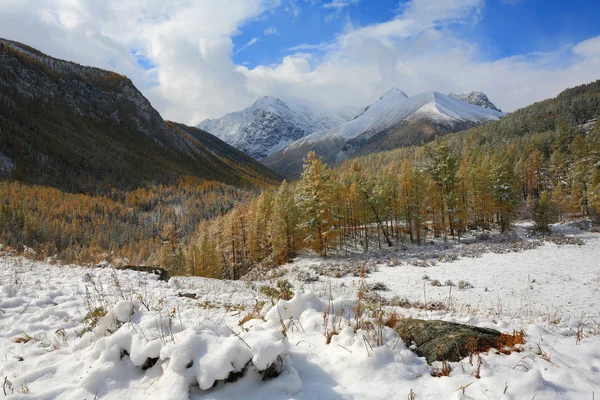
[264,89,503,179]
[0,39,281,192]
[197,96,357,160]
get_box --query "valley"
[0,3,600,397]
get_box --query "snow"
[197,96,358,159]
[294,90,504,148]
[448,92,502,112]
[1,222,599,399]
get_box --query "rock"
[222,355,284,386]
[118,265,170,281]
[259,355,284,381]
[394,319,503,363]
[177,292,198,299]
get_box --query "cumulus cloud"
[241,0,600,115]
[0,0,598,125]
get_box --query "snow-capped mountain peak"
[295,90,502,147]
[379,88,409,101]
[197,96,358,160]
[265,89,504,177]
[448,91,502,112]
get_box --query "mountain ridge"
[197,95,358,160]
[0,38,281,192]
[264,89,504,178]
[448,91,502,112]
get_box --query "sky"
[0,0,599,125]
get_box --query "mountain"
[448,91,502,112]
[264,89,504,178]
[0,39,281,192]
[197,96,358,160]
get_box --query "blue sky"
[231,0,402,67]
[232,0,600,68]
[2,0,599,123]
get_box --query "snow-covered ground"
[1,222,599,399]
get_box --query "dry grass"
[13,332,40,344]
[576,325,586,344]
[385,311,399,328]
[497,330,526,353]
[431,360,452,377]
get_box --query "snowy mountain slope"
[197,97,358,160]
[264,90,504,178]
[448,91,502,112]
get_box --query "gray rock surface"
[394,319,503,363]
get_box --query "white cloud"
[236,37,260,54]
[264,26,279,35]
[282,0,301,18]
[0,0,279,124]
[322,0,358,22]
[240,0,600,115]
[322,0,359,10]
[573,36,600,59]
[0,0,598,126]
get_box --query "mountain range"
[0,37,506,189]
[197,96,358,160]
[263,89,504,178]
[0,39,281,192]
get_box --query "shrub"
[259,279,294,301]
[458,280,473,290]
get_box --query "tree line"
[184,119,600,279]
[0,178,254,264]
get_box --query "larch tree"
[270,180,298,263]
[296,152,334,256]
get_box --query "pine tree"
[534,191,558,231]
[426,142,460,238]
[489,155,518,232]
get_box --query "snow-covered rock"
[448,91,502,112]
[197,96,358,160]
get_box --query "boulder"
[117,265,170,281]
[394,319,504,363]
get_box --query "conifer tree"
[296,152,334,256]
[270,180,298,263]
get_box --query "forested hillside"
[0,39,282,265]
[0,39,281,192]
[184,81,600,279]
[0,178,257,264]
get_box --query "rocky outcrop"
[448,91,502,112]
[394,319,521,363]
